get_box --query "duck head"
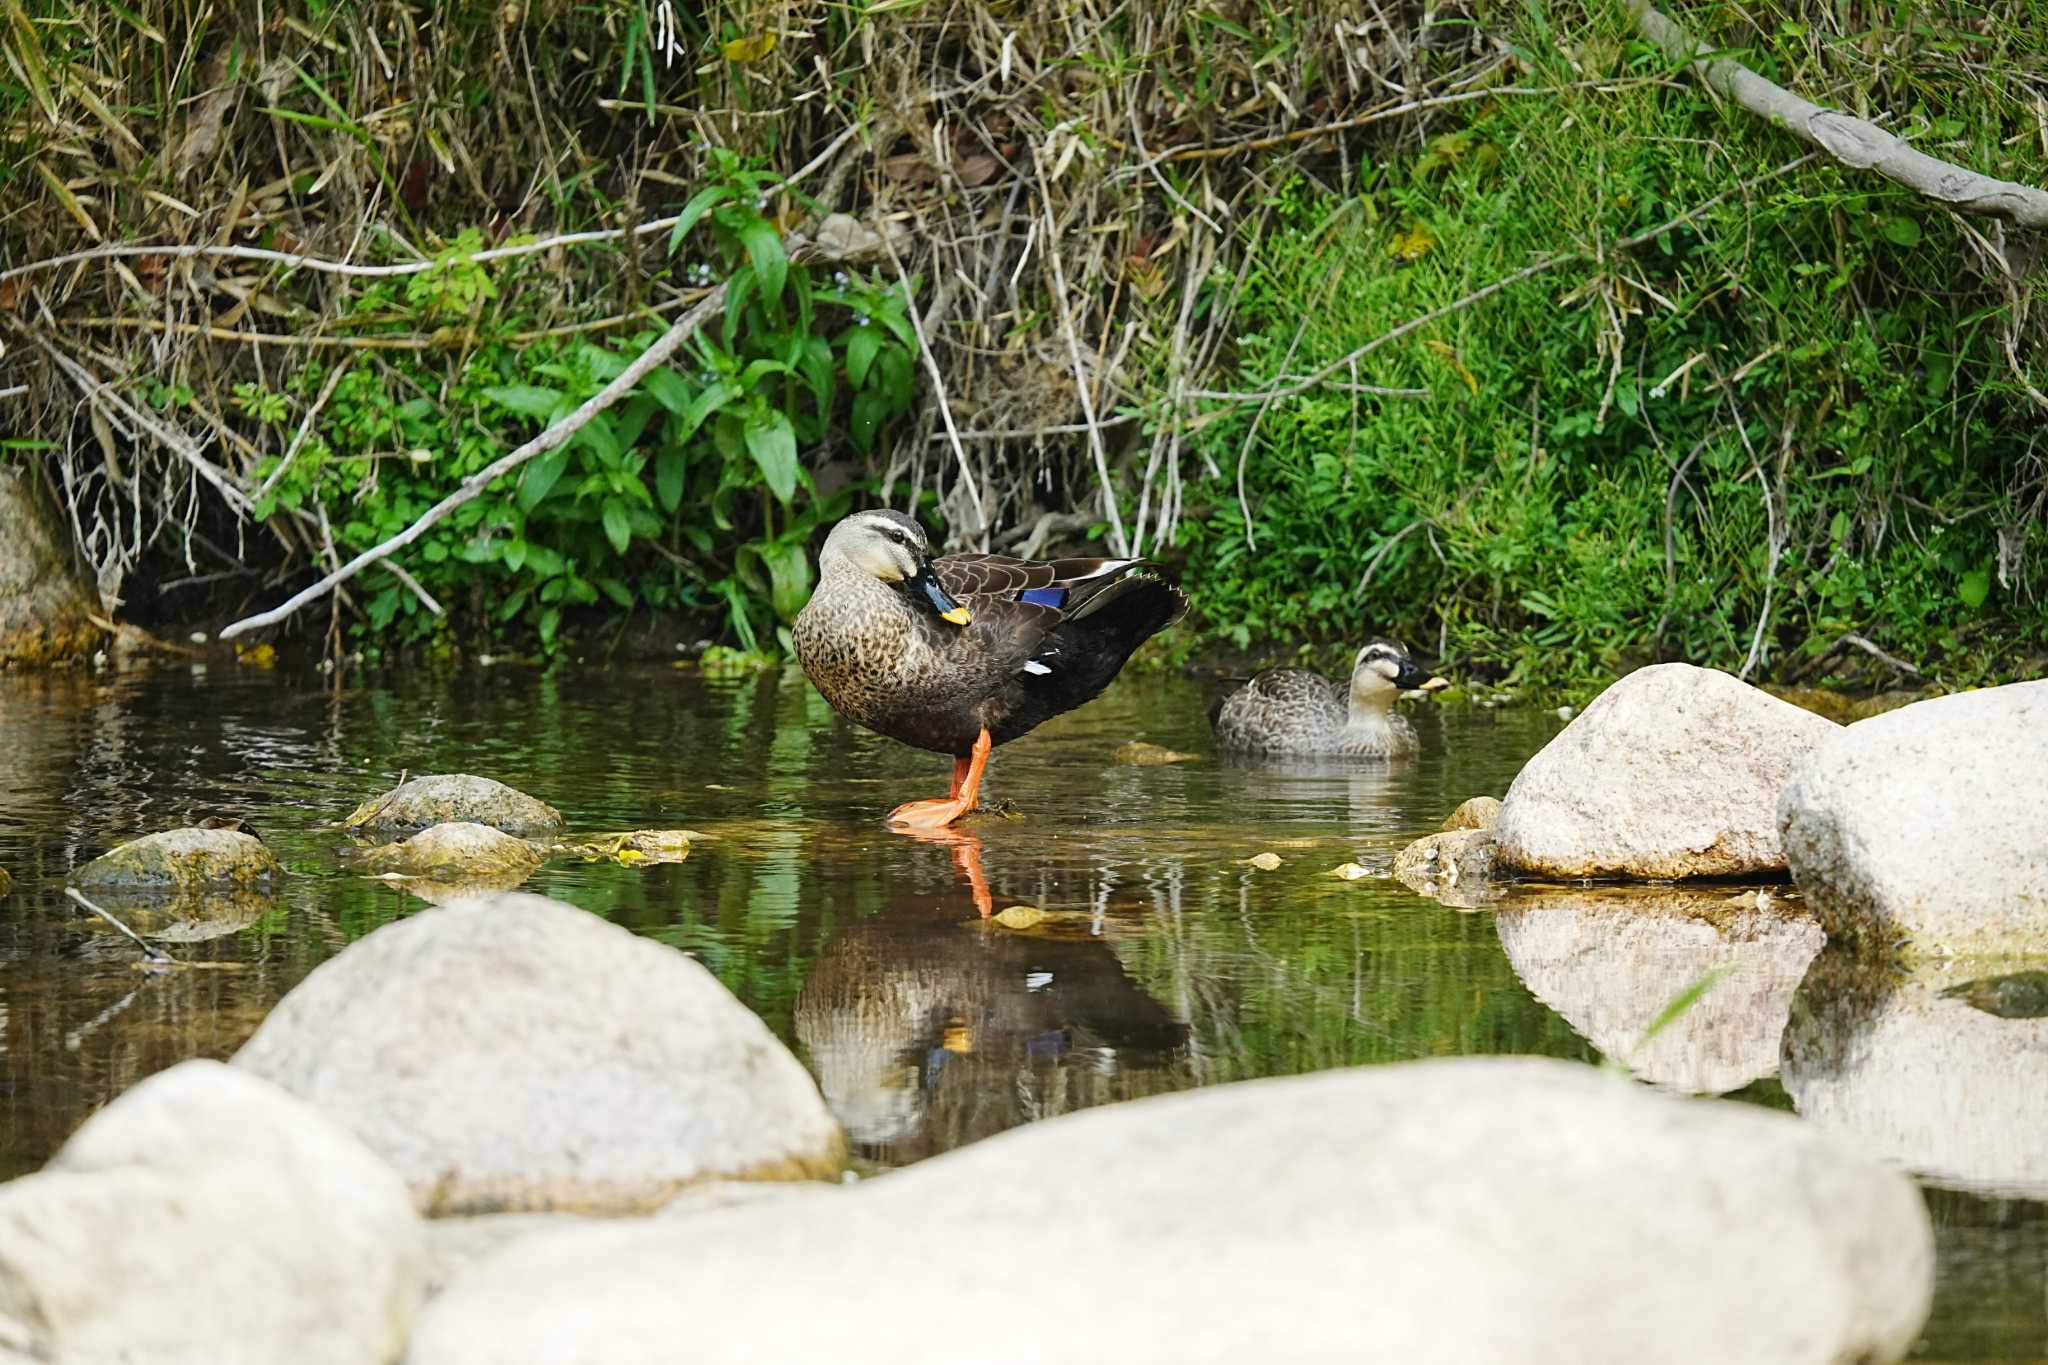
[1349,639,1445,710]
[819,510,971,625]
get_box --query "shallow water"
[0,662,2041,1358]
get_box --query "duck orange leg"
[887,728,992,830]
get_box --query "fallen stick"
[217,284,726,639]
[1630,0,2048,228]
[220,216,902,640]
[66,887,177,963]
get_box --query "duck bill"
[910,565,972,626]
[1396,661,1449,692]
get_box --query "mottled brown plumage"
[794,510,1186,828]
[1211,639,1439,757]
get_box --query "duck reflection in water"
[795,828,1189,1161]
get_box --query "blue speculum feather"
[1018,587,1067,608]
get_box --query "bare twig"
[1840,631,1923,678]
[65,887,177,963]
[1034,140,1130,556]
[218,283,729,639]
[256,359,350,501]
[882,235,985,543]
[1630,0,2048,227]
[0,125,864,289]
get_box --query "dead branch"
[216,216,899,640]
[1630,0,2048,228]
[217,282,730,640]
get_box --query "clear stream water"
[0,663,2040,1359]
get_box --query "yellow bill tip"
[940,606,972,626]
[1419,676,1451,692]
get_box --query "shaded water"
[0,663,2041,1359]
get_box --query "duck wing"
[934,553,1144,612]
[929,552,1186,745]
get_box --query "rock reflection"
[1495,888,1824,1095]
[80,888,280,944]
[795,832,1188,1160]
[1783,956,2048,1199]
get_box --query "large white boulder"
[0,1060,424,1365]
[233,892,844,1213]
[407,1056,1932,1365]
[1782,959,2048,1198]
[1495,889,1825,1094]
[1777,682,2048,954]
[1494,664,1838,879]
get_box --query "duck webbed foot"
[886,728,991,831]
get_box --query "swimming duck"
[794,509,1187,829]
[1210,640,1445,757]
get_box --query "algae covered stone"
[0,465,100,667]
[1440,796,1502,831]
[1392,828,1498,908]
[1493,663,1838,879]
[0,1060,425,1365]
[345,774,563,837]
[234,892,845,1214]
[70,826,283,892]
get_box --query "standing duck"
[794,510,1187,829]
[1211,640,1445,757]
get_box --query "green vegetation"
[1178,49,2048,689]
[1,0,2041,691]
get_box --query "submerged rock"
[1495,888,1825,1095]
[1777,681,2048,955]
[0,1060,424,1365]
[559,829,695,865]
[344,774,563,838]
[1391,829,1498,908]
[1783,957,2048,1199]
[234,891,845,1213]
[1110,741,1199,765]
[1494,663,1838,879]
[408,1056,1931,1365]
[0,465,100,667]
[1440,795,1502,831]
[69,826,283,892]
[348,821,545,886]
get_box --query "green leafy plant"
[245,153,922,654]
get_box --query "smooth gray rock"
[0,1060,424,1365]
[343,775,562,838]
[1496,888,1825,1094]
[0,466,98,667]
[1495,663,1838,879]
[1777,682,2048,955]
[69,826,283,892]
[1783,958,2048,1198]
[234,893,844,1214]
[407,1056,1933,1365]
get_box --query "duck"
[794,509,1187,829]
[1210,639,1446,757]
